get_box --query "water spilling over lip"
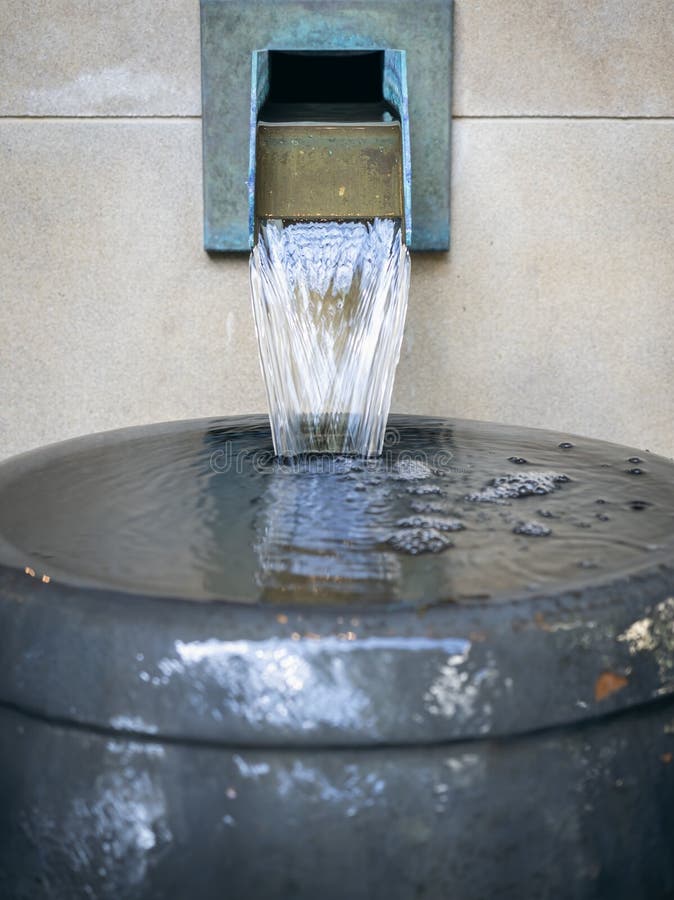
[249,219,410,458]
[0,415,673,608]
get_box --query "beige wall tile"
[454,0,674,116]
[2,0,673,118]
[1,118,673,462]
[394,119,674,456]
[0,0,201,116]
[0,120,262,460]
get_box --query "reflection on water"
[253,455,402,603]
[0,415,673,607]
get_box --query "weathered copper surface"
[200,0,452,251]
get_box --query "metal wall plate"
[254,122,405,228]
[250,48,412,244]
[200,0,453,252]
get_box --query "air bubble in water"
[513,521,552,537]
[629,500,652,511]
[396,516,465,532]
[410,501,445,514]
[394,458,433,481]
[386,528,453,555]
[407,485,444,496]
[466,471,570,503]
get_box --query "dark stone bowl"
[1,415,674,898]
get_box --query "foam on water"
[387,528,454,556]
[513,521,553,537]
[466,471,571,503]
[250,219,410,458]
[395,517,465,532]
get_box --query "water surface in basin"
[0,415,673,607]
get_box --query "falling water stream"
[250,218,410,457]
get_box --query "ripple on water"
[0,415,673,607]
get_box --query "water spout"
[248,51,412,457]
[250,219,410,458]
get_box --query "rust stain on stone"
[594,671,629,702]
[534,612,552,631]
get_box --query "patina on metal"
[200,0,452,251]
[254,122,404,234]
[249,47,410,243]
